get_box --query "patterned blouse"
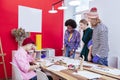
[64,30,80,51]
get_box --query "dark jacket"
[80,27,93,61]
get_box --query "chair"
[36,69,49,80]
[10,62,23,80]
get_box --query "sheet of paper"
[45,60,54,67]
[83,62,98,67]
[47,65,67,71]
[73,71,101,79]
[61,58,80,65]
[92,67,120,75]
[108,69,120,75]
[36,59,54,67]
[48,56,79,65]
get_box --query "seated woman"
[13,38,53,80]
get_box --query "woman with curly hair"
[64,19,80,58]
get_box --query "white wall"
[64,0,76,21]
[64,0,89,51]
[90,0,120,68]
[63,0,76,48]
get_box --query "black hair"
[65,19,77,28]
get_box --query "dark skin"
[67,25,74,56]
[67,25,74,33]
[69,51,74,56]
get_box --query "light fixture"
[48,0,67,14]
[48,6,58,13]
[89,0,94,1]
[58,1,67,10]
[69,0,80,6]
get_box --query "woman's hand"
[70,51,74,56]
[63,46,66,55]
[88,45,92,61]
[29,62,36,65]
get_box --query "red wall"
[0,0,63,78]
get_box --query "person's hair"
[79,19,88,26]
[91,18,101,27]
[65,19,77,28]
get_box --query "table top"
[83,62,120,79]
[38,56,120,80]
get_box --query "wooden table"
[39,57,120,80]
[42,67,117,80]
[83,62,120,80]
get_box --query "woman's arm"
[87,45,92,61]
[82,28,93,44]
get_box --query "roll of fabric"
[36,34,42,50]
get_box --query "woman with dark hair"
[64,19,80,58]
[79,19,93,61]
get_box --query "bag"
[92,55,100,63]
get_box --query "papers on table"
[42,59,54,66]
[92,67,120,75]
[38,57,120,76]
[47,56,80,65]
[55,57,80,65]
[65,59,80,65]
[83,62,98,67]
[47,65,67,71]
[73,71,101,79]
[36,59,54,67]
[45,61,54,67]
[108,69,120,75]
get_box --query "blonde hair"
[79,19,88,26]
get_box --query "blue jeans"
[98,57,108,66]
[65,46,75,58]
[92,55,108,66]
[30,76,37,80]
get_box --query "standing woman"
[87,7,109,66]
[64,19,80,58]
[79,19,93,61]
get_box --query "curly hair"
[65,19,77,28]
